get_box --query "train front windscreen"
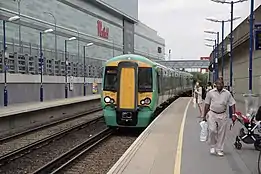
[104,66,117,92]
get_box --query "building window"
[158,47,162,53]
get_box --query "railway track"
[0,109,102,166]
[0,106,102,143]
[31,128,113,174]
[0,107,102,159]
[0,114,106,174]
[57,133,139,174]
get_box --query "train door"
[117,61,138,110]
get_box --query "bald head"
[215,78,224,91]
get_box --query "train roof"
[106,54,193,76]
[106,54,155,66]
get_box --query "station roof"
[156,60,210,69]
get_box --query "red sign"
[97,20,109,39]
[200,57,210,60]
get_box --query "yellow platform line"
[174,98,192,174]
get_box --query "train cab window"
[138,67,153,92]
[104,66,117,91]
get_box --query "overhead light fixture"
[44,28,54,33]
[68,37,76,41]
[8,15,20,22]
[86,42,94,47]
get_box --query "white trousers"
[207,111,228,151]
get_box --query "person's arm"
[203,92,211,121]
[228,93,236,119]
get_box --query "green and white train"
[101,54,193,128]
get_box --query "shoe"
[216,151,224,156]
[210,148,215,154]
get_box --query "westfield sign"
[97,20,109,39]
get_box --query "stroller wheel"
[234,141,242,150]
[254,140,261,151]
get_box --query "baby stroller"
[233,110,261,150]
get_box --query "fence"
[0,36,105,78]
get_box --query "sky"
[138,0,261,60]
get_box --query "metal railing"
[0,37,105,78]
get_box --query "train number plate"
[122,112,132,119]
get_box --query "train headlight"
[110,99,115,103]
[144,98,151,105]
[140,97,151,105]
[104,96,111,103]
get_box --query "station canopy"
[156,60,210,69]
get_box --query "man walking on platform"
[203,78,236,156]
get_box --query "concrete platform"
[107,97,191,174]
[107,97,260,174]
[0,94,101,138]
[181,101,255,174]
[0,94,100,118]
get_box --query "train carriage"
[101,54,193,128]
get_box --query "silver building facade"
[0,0,165,106]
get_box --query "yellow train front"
[101,54,193,128]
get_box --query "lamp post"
[210,0,248,91]
[39,28,54,102]
[205,17,240,77]
[205,38,217,81]
[204,31,219,80]
[70,28,80,77]
[13,0,22,52]
[169,49,171,61]
[77,29,80,76]
[249,0,254,92]
[83,42,94,96]
[205,43,215,82]
[2,15,20,106]
[43,12,57,61]
[64,37,77,98]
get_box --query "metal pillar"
[54,18,57,61]
[229,1,234,90]
[40,32,43,102]
[213,45,216,82]
[83,46,86,96]
[215,40,218,81]
[229,2,234,119]
[44,12,57,60]
[77,31,80,77]
[249,0,254,92]
[3,20,8,106]
[221,21,225,77]
[216,32,219,79]
[112,40,115,57]
[64,40,68,98]
[17,0,21,52]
